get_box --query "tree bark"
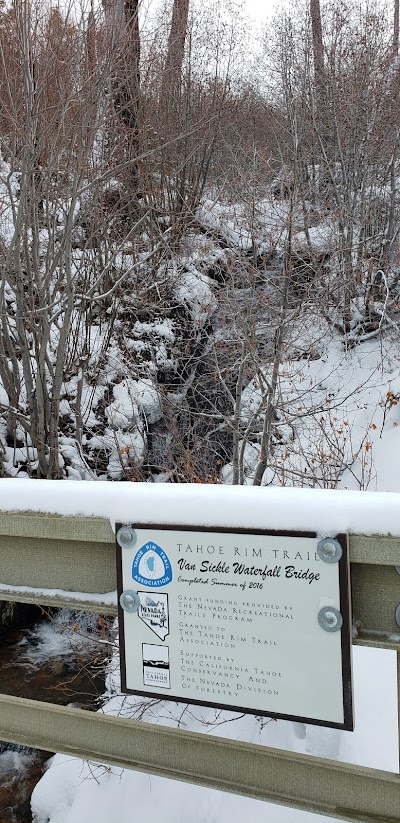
[104,0,141,201]
[162,0,189,101]
[310,0,324,84]
[119,0,140,196]
[394,0,399,56]
[310,0,326,126]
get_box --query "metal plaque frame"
[116,524,353,730]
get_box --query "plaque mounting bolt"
[116,526,137,549]
[318,607,343,632]
[317,537,342,563]
[395,605,400,628]
[120,590,140,614]
[395,566,400,576]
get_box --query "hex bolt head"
[395,605,400,629]
[317,537,343,564]
[116,526,137,549]
[318,607,343,632]
[120,590,140,614]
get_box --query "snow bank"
[105,378,161,428]
[196,198,254,250]
[223,331,400,491]
[174,268,217,323]
[1,479,400,536]
[31,757,336,823]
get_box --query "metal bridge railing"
[0,511,398,823]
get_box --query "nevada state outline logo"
[138,592,169,640]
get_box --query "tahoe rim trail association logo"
[132,541,173,588]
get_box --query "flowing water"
[0,607,112,822]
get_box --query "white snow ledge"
[0,479,400,537]
[0,583,117,606]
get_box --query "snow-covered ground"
[221,328,400,491]
[32,766,342,823]
[30,643,398,823]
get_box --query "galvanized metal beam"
[349,534,400,565]
[351,563,400,636]
[0,514,399,639]
[0,693,397,823]
[0,512,114,542]
[0,512,399,562]
[0,531,114,594]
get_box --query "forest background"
[0,0,399,490]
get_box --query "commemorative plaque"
[116,525,353,730]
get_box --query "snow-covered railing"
[0,481,399,822]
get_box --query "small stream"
[0,607,112,822]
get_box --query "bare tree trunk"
[252,191,295,487]
[119,0,140,198]
[310,0,324,95]
[162,0,189,100]
[394,0,399,56]
[104,0,141,203]
[380,139,399,273]
[251,272,290,487]
[232,342,247,485]
[310,0,331,162]
[103,0,125,39]
[86,0,96,76]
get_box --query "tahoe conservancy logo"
[132,541,173,588]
